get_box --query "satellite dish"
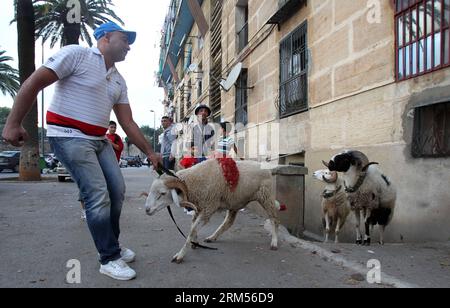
[188,63,198,73]
[220,62,243,91]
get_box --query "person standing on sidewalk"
[160,116,177,170]
[106,120,124,162]
[2,22,160,281]
[214,121,243,159]
[191,105,215,163]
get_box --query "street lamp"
[150,110,156,150]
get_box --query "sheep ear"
[171,189,181,208]
[164,178,188,201]
[322,160,330,168]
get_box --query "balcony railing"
[267,0,307,26]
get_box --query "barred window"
[179,86,185,121]
[280,21,308,118]
[396,0,450,81]
[412,101,450,157]
[235,69,248,126]
[236,0,249,53]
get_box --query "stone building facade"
[158,0,450,242]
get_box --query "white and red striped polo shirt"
[44,45,129,140]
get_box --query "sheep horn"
[362,162,379,172]
[322,160,330,168]
[349,151,370,170]
[180,201,199,213]
[164,178,189,202]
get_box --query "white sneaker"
[99,259,136,281]
[120,248,136,263]
[80,210,86,221]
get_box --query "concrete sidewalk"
[275,227,450,288]
[0,169,449,288]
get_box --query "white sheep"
[313,169,351,243]
[145,159,280,263]
[325,151,396,246]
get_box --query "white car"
[57,162,71,182]
[119,158,128,168]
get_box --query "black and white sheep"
[325,151,396,245]
[145,159,280,263]
[313,169,351,243]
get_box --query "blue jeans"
[163,157,175,170]
[49,137,126,265]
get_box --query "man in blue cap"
[2,22,160,281]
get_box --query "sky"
[0,0,170,137]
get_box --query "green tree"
[0,107,11,136]
[0,50,20,98]
[140,125,162,153]
[33,0,124,47]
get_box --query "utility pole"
[150,110,156,150]
[41,38,45,157]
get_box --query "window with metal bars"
[186,80,192,110]
[279,22,308,118]
[235,69,248,126]
[396,0,450,81]
[412,101,450,157]
[236,2,249,53]
[210,0,223,123]
[179,86,185,121]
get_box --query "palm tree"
[34,0,124,47]
[0,49,20,98]
[16,0,41,181]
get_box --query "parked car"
[124,156,142,167]
[119,158,128,168]
[44,153,59,170]
[0,151,21,173]
[57,162,71,182]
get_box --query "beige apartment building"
[158,0,450,242]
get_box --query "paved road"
[0,167,401,288]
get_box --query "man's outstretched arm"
[2,67,59,147]
[114,104,161,168]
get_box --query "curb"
[264,220,421,288]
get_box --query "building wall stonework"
[160,0,450,242]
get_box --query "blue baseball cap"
[93,22,137,45]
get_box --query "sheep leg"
[172,213,204,264]
[379,225,385,245]
[256,185,279,250]
[262,202,279,250]
[364,209,372,246]
[268,218,279,251]
[354,210,363,245]
[324,215,330,243]
[205,210,238,243]
[190,212,200,249]
[334,217,341,244]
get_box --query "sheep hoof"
[204,238,215,243]
[356,240,363,245]
[171,256,184,264]
[270,245,278,251]
[191,244,198,249]
[379,241,385,246]
[363,239,371,246]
